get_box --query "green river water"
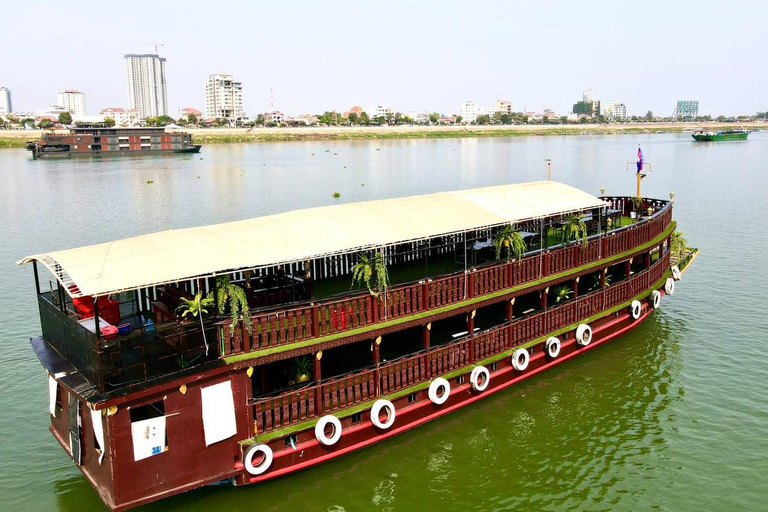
[0,133,766,511]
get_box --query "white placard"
[48,375,57,416]
[91,409,105,464]
[201,380,237,446]
[131,416,166,461]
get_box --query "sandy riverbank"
[1,122,765,148]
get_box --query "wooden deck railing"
[249,250,671,434]
[223,199,673,358]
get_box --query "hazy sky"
[3,1,765,117]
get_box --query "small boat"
[692,129,750,141]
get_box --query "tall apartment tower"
[125,54,168,119]
[0,87,11,114]
[57,90,88,116]
[205,74,244,120]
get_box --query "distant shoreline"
[1,122,765,148]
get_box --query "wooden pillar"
[467,310,476,362]
[625,259,632,279]
[372,337,381,365]
[572,278,579,299]
[540,288,548,310]
[373,337,382,396]
[424,323,432,378]
[313,351,322,414]
[423,323,431,349]
[505,298,515,321]
[644,251,651,268]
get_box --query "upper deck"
[21,182,674,401]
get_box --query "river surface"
[1,133,766,511]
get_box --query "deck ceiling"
[19,181,608,298]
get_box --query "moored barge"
[691,129,750,141]
[18,181,696,510]
[26,126,201,158]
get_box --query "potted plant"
[176,292,214,354]
[214,275,253,336]
[630,197,642,219]
[561,214,588,247]
[493,224,527,262]
[670,230,688,261]
[553,285,572,304]
[287,356,313,384]
[351,251,389,295]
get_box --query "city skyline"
[2,1,766,117]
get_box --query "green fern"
[493,224,527,262]
[214,275,253,336]
[351,251,389,294]
[561,214,588,247]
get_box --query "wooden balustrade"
[380,282,425,320]
[250,249,671,434]
[222,201,672,358]
[428,273,467,309]
[317,295,374,336]
[474,263,510,297]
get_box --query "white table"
[77,316,113,333]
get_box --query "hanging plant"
[214,275,253,336]
[561,214,588,247]
[176,292,214,354]
[351,251,389,295]
[493,224,527,262]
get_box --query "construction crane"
[125,41,165,54]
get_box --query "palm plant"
[286,356,313,383]
[351,251,389,295]
[670,230,688,261]
[561,214,589,247]
[553,285,572,303]
[176,292,214,355]
[589,272,612,291]
[493,224,527,262]
[214,275,253,336]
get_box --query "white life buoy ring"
[576,324,592,346]
[546,336,561,358]
[671,265,681,281]
[370,399,396,429]
[244,444,273,476]
[470,366,490,392]
[630,300,642,320]
[315,415,342,446]
[511,348,529,371]
[665,277,675,295]
[428,378,450,405]
[651,290,662,309]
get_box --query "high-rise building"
[57,90,87,116]
[461,100,477,123]
[603,101,627,120]
[205,74,244,120]
[0,87,11,114]
[125,54,168,119]
[583,88,593,103]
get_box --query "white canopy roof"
[19,181,607,298]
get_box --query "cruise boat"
[26,126,201,158]
[18,181,697,511]
[691,129,750,141]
